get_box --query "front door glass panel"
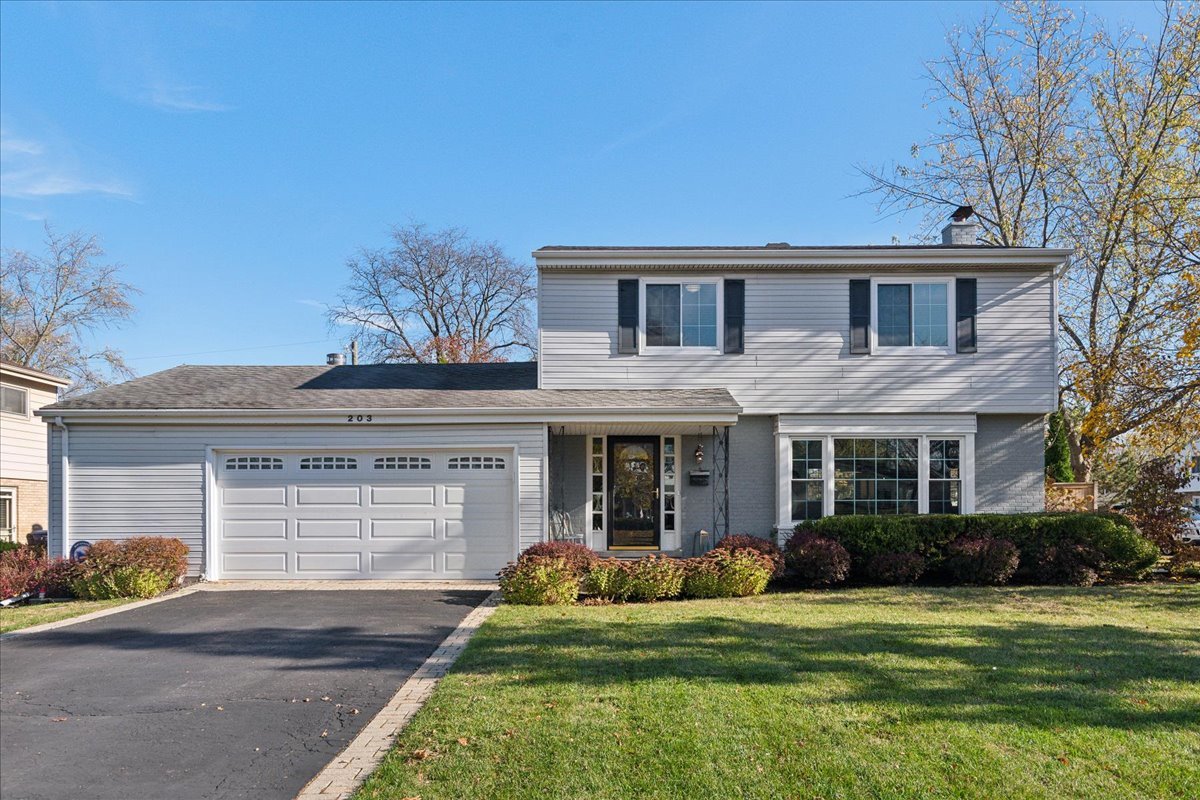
[608,438,660,548]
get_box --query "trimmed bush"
[38,559,78,598]
[785,534,850,587]
[580,559,629,601]
[518,541,599,576]
[71,565,173,600]
[0,548,43,598]
[622,555,683,602]
[795,512,1158,583]
[119,537,189,583]
[683,549,773,599]
[1168,547,1200,579]
[865,552,926,585]
[1034,541,1101,587]
[498,556,580,605]
[63,537,189,600]
[943,537,1019,585]
[0,540,23,554]
[713,534,785,579]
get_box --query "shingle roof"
[42,362,738,412]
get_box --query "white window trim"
[0,486,16,543]
[869,276,956,355]
[660,435,681,550]
[776,432,975,529]
[0,383,31,419]
[585,435,607,550]
[638,277,724,355]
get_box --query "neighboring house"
[38,211,1071,580]
[0,360,70,543]
[1182,445,1200,510]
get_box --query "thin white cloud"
[0,128,134,199]
[142,82,233,113]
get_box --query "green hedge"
[794,513,1158,582]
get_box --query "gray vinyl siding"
[539,270,1056,415]
[974,414,1046,513]
[47,423,546,575]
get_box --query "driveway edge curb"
[0,584,204,640]
[296,590,502,800]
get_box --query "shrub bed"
[517,541,599,576]
[713,534,785,579]
[865,552,926,585]
[1168,547,1200,579]
[784,534,851,587]
[943,536,1020,585]
[794,513,1158,584]
[498,556,580,605]
[682,549,774,598]
[69,537,190,600]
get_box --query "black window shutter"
[956,278,977,353]
[849,279,871,354]
[724,279,745,354]
[617,279,638,354]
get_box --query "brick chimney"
[941,205,979,246]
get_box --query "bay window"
[779,433,972,524]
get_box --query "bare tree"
[329,223,536,363]
[859,0,1200,479]
[1,225,138,391]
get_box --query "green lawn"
[357,585,1199,800]
[0,598,132,633]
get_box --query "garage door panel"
[297,552,361,573]
[223,552,289,574]
[370,486,436,506]
[218,450,514,580]
[222,486,288,506]
[295,519,362,539]
[296,485,361,506]
[371,519,436,539]
[370,552,437,573]
[223,519,289,540]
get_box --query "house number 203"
[346,414,373,422]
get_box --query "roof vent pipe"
[326,352,345,366]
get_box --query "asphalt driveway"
[0,588,489,800]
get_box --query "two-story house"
[1,360,70,543]
[38,212,1069,580]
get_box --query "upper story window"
[874,280,952,350]
[1,385,28,416]
[643,280,720,350]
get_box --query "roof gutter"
[533,247,1074,269]
[34,404,743,425]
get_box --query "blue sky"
[0,0,1161,373]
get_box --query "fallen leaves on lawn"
[457,737,470,746]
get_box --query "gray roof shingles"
[42,362,739,412]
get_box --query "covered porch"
[546,406,740,557]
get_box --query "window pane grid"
[645,282,717,349]
[877,281,949,348]
[645,284,681,347]
[929,438,962,514]
[833,438,919,516]
[790,439,824,520]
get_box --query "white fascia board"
[35,406,743,426]
[534,247,1074,270]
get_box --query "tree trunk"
[1064,418,1091,483]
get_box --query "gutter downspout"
[52,416,69,559]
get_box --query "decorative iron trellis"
[711,425,730,548]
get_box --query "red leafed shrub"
[1034,541,1102,586]
[944,537,1020,585]
[518,541,599,576]
[38,559,78,597]
[117,537,190,582]
[622,555,684,602]
[498,556,580,605]
[714,534,786,579]
[0,548,43,598]
[785,534,850,587]
[865,552,926,585]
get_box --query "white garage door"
[216,450,514,580]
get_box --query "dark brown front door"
[608,436,660,550]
